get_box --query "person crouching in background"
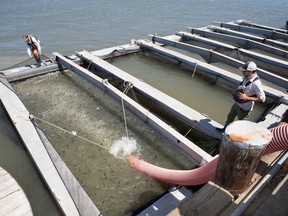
[22,34,42,67]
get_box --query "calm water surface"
[0,0,287,69]
[1,0,287,215]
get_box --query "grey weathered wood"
[0,81,80,216]
[1,63,60,82]
[137,187,192,216]
[76,50,224,140]
[213,21,288,41]
[179,29,288,78]
[214,121,272,195]
[168,182,233,216]
[136,40,287,104]
[90,43,140,59]
[0,167,33,216]
[35,125,101,216]
[186,28,288,59]
[207,25,288,50]
[258,103,288,129]
[189,28,287,50]
[53,52,213,165]
[234,19,288,34]
[151,35,288,89]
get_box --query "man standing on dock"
[22,34,42,67]
[216,61,266,133]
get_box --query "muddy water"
[108,52,267,125]
[8,48,268,215]
[1,0,287,214]
[12,71,196,215]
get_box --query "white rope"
[29,114,110,151]
[237,49,241,60]
[184,127,193,137]
[123,81,133,94]
[29,81,134,149]
[87,60,92,70]
[121,98,129,138]
[192,63,197,77]
[121,81,134,138]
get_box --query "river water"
[1,0,287,70]
[0,0,287,215]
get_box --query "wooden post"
[214,120,272,195]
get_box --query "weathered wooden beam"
[167,181,233,216]
[179,30,288,78]
[53,52,214,165]
[214,121,272,195]
[258,103,288,129]
[35,125,101,216]
[151,35,288,89]
[89,43,140,59]
[0,78,80,216]
[213,21,288,41]
[188,28,288,58]
[207,25,288,50]
[1,61,61,82]
[234,20,288,34]
[136,39,287,104]
[150,34,211,60]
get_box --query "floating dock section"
[53,51,214,165]
[0,76,101,215]
[150,34,288,89]
[76,50,223,139]
[136,39,287,101]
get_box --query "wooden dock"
[0,76,101,215]
[0,167,33,216]
[0,80,80,216]
[0,19,287,215]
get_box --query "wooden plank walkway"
[168,182,233,216]
[0,167,33,216]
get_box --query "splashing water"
[109,136,138,158]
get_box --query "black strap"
[240,76,259,86]
[27,36,38,46]
[232,76,259,103]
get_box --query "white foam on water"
[109,136,138,159]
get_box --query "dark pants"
[35,56,41,65]
[225,103,251,127]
